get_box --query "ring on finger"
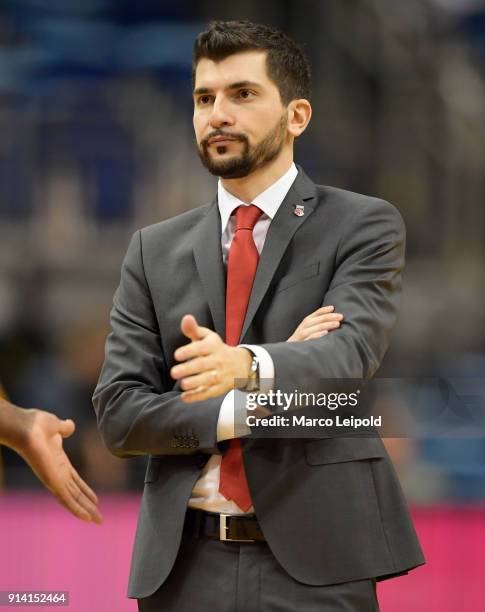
[185,385,205,395]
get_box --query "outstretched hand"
[15,409,103,524]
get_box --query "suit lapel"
[193,199,226,337]
[240,168,318,342]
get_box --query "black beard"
[196,114,287,179]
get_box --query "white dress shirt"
[188,162,299,514]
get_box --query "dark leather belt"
[185,508,266,543]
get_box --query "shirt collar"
[217,162,298,234]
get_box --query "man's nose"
[209,97,235,129]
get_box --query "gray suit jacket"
[93,168,425,598]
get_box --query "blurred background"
[0,1,484,610]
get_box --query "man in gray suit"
[93,20,424,611]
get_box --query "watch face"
[250,356,259,375]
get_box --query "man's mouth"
[207,135,240,146]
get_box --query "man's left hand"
[171,315,251,403]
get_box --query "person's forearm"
[267,197,404,392]
[93,385,223,458]
[93,230,224,458]
[0,399,30,451]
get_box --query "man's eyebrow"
[193,81,262,95]
[226,80,261,90]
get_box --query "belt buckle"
[219,514,255,542]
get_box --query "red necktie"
[219,204,263,512]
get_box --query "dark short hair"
[192,20,312,105]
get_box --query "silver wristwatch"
[243,350,260,392]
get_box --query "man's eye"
[198,95,211,105]
[238,90,254,99]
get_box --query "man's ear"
[287,99,312,138]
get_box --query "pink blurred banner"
[1,494,484,611]
[0,493,138,612]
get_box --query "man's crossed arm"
[171,306,343,403]
[94,198,404,457]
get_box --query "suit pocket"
[273,262,320,293]
[305,436,386,466]
[144,456,162,483]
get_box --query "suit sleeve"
[261,198,405,399]
[92,230,222,458]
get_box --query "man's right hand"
[287,305,343,342]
